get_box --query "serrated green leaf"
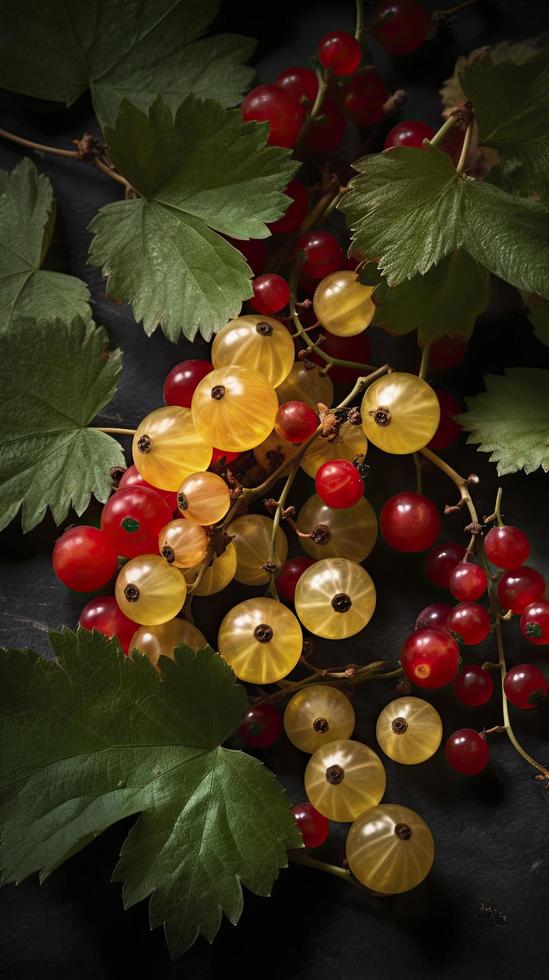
[457,368,549,475]
[340,145,549,299]
[361,251,490,344]
[0,158,92,334]
[88,97,298,342]
[0,630,300,958]
[0,318,124,531]
[460,50,549,206]
[526,300,549,346]
[0,0,255,126]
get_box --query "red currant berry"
[210,447,240,465]
[268,179,309,235]
[371,0,430,55]
[292,802,329,848]
[453,665,494,707]
[497,566,545,614]
[340,68,388,126]
[225,237,268,274]
[449,562,487,602]
[52,526,118,592]
[504,664,548,709]
[520,599,549,646]
[425,540,466,588]
[118,465,178,511]
[415,603,451,631]
[276,67,318,107]
[163,359,213,408]
[428,335,468,370]
[302,95,346,153]
[317,31,362,76]
[297,231,343,280]
[101,486,173,559]
[239,703,282,748]
[316,459,364,509]
[78,596,136,654]
[384,120,435,149]
[427,390,462,451]
[250,274,290,315]
[484,525,530,569]
[275,400,318,444]
[241,84,304,148]
[445,729,489,775]
[310,330,372,383]
[276,557,316,603]
[401,627,459,688]
[447,603,490,646]
[380,492,440,553]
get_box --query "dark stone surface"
[1,2,548,978]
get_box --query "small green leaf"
[88,97,298,342]
[0,631,300,958]
[526,300,549,347]
[0,158,92,334]
[0,318,124,531]
[361,251,490,344]
[0,0,255,126]
[340,145,549,298]
[457,368,549,475]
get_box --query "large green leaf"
[361,251,490,344]
[0,318,124,531]
[457,368,549,475]
[340,145,549,298]
[460,50,549,206]
[0,630,300,958]
[88,97,298,342]
[0,158,92,334]
[0,0,255,126]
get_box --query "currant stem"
[92,427,137,436]
[494,486,504,527]
[418,343,431,380]
[255,660,400,704]
[420,447,479,525]
[355,0,365,39]
[93,156,132,191]
[428,114,459,149]
[289,851,363,889]
[456,120,473,174]
[266,464,299,597]
[0,127,79,159]
[433,0,480,18]
[413,453,423,495]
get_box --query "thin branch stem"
[418,343,431,380]
[93,156,132,190]
[92,427,136,436]
[456,121,473,174]
[289,851,364,889]
[433,0,480,17]
[494,486,503,527]
[420,447,479,524]
[428,114,459,149]
[256,660,401,705]
[355,0,365,39]
[413,453,423,495]
[0,127,78,158]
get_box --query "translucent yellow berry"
[361,372,440,454]
[211,315,294,388]
[300,420,367,478]
[284,684,355,753]
[177,471,230,525]
[115,555,187,625]
[276,361,334,409]
[228,514,288,586]
[304,739,386,822]
[192,366,278,453]
[294,557,376,639]
[133,406,212,491]
[297,494,377,562]
[158,519,208,569]
[376,697,443,765]
[185,543,237,596]
[346,804,434,893]
[129,618,206,668]
[253,430,295,471]
[218,597,302,683]
[313,270,375,337]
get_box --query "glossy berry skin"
[285,684,355,754]
[158,519,208,569]
[380,492,440,553]
[268,179,309,235]
[313,271,375,338]
[341,68,388,126]
[346,804,434,894]
[295,558,376,640]
[241,84,304,148]
[218,597,302,684]
[401,627,459,689]
[520,600,549,646]
[317,31,362,76]
[163,359,213,408]
[292,803,329,848]
[361,373,440,454]
[497,566,545,614]
[186,543,237,597]
[449,562,488,602]
[129,618,206,667]
[316,459,364,509]
[302,95,346,153]
[101,486,173,559]
[376,696,442,764]
[177,471,230,526]
[117,465,178,511]
[192,366,278,453]
[310,331,372,383]
[297,494,377,563]
[133,406,212,492]
[275,400,318,444]
[445,729,489,775]
[371,0,430,55]
[276,557,316,603]
[504,664,548,709]
[52,526,118,592]
[250,274,290,315]
[277,361,334,412]
[428,391,462,451]
[115,554,186,625]
[78,596,136,654]
[229,514,288,586]
[453,665,494,707]
[211,316,294,389]
[239,702,283,748]
[305,739,386,821]
[276,67,318,107]
[297,231,343,281]
[384,120,435,149]
[447,602,490,646]
[428,335,467,369]
[415,603,451,632]
[425,540,466,588]
[484,525,530,569]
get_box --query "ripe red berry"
[52,526,118,592]
[276,67,319,107]
[292,802,329,848]
[275,400,318,444]
[449,562,488,602]
[118,465,178,511]
[241,84,304,148]
[297,230,343,280]
[101,486,173,559]
[428,335,468,370]
[415,603,451,631]
[380,492,440,553]
[250,274,290,315]
[484,525,530,569]
[163,359,213,408]
[504,664,548,709]
[310,330,372,383]
[447,602,490,646]
[316,459,364,509]
[520,599,549,646]
[384,120,436,149]
[302,95,346,153]
[445,729,489,775]
[497,566,545,614]
[276,557,316,603]
[425,540,466,588]
[428,390,462,451]
[401,627,459,688]
[340,68,388,126]
[239,703,283,748]
[317,31,362,76]
[371,0,430,55]
[268,179,309,235]
[453,665,494,707]
[78,596,136,654]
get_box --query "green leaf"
[457,368,549,475]
[340,145,549,299]
[0,318,124,531]
[88,97,298,342]
[0,630,300,958]
[361,251,490,344]
[0,0,255,126]
[0,158,92,334]
[526,300,549,346]
[460,50,549,206]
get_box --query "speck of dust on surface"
[478,900,508,928]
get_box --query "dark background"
[1,2,549,977]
